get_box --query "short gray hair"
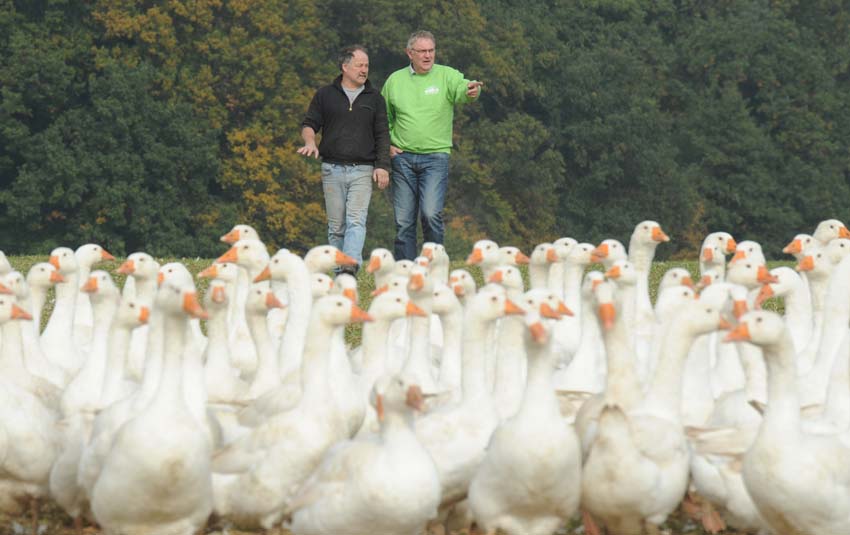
[406,30,435,50]
[338,45,368,71]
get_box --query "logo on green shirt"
[424,86,440,95]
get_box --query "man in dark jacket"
[298,45,390,275]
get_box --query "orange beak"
[726,238,737,254]
[783,239,802,255]
[681,276,695,289]
[366,256,382,273]
[253,265,271,283]
[598,303,616,329]
[700,274,713,287]
[702,247,714,263]
[540,302,560,319]
[0,282,12,295]
[652,226,670,242]
[724,322,750,342]
[757,265,779,284]
[406,385,425,411]
[841,226,850,239]
[11,304,32,321]
[591,244,609,263]
[81,277,98,293]
[220,229,240,244]
[604,265,621,279]
[406,301,427,317]
[216,247,238,264]
[796,256,814,272]
[198,265,219,279]
[466,248,483,265]
[504,299,525,316]
[139,306,150,324]
[117,260,135,275]
[266,291,285,309]
[376,394,385,422]
[157,272,165,287]
[488,270,504,283]
[371,285,388,297]
[515,251,530,265]
[49,255,60,270]
[546,248,558,263]
[731,250,746,263]
[335,250,358,267]
[211,285,227,304]
[755,284,774,308]
[182,292,208,320]
[718,317,732,330]
[557,301,575,317]
[452,284,465,297]
[408,273,425,292]
[733,300,748,320]
[422,247,433,260]
[529,321,547,343]
[350,304,373,323]
[49,271,65,284]
[101,249,116,261]
[342,288,357,303]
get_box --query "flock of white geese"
[0,219,849,535]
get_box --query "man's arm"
[381,78,403,158]
[298,90,323,158]
[372,94,391,189]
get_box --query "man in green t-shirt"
[381,30,483,260]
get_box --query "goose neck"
[641,321,696,420]
[151,311,188,410]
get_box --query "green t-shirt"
[381,64,475,154]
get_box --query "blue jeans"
[390,151,449,260]
[321,163,373,268]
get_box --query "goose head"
[568,242,597,267]
[698,269,721,290]
[729,240,765,266]
[498,246,531,266]
[581,271,605,301]
[813,218,850,244]
[825,238,850,265]
[700,241,725,270]
[366,248,396,277]
[156,280,208,320]
[659,267,695,291]
[554,236,578,256]
[702,231,737,256]
[466,239,500,267]
[118,252,160,281]
[157,262,194,289]
[198,261,239,283]
[795,250,832,282]
[303,245,356,274]
[727,260,776,289]
[630,220,670,249]
[724,310,786,349]
[449,269,477,300]
[422,242,450,267]
[245,286,284,317]
[0,295,32,323]
[487,265,524,292]
[204,279,230,310]
[393,259,414,277]
[114,297,149,329]
[529,243,555,268]
[591,238,627,268]
[220,224,260,244]
[466,290,524,324]
[655,285,698,322]
[75,243,115,270]
[217,239,270,274]
[81,270,121,311]
[522,288,572,319]
[311,273,335,299]
[604,260,638,288]
[312,294,373,327]
[372,275,409,299]
[755,267,801,308]
[673,300,731,338]
[370,374,425,422]
[2,271,28,301]
[413,255,430,269]
[49,247,78,276]
[26,262,64,291]
[333,273,359,303]
[407,265,433,298]
[431,284,462,317]
[253,249,304,284]
[369,291,426,322]
[782,233,815,259]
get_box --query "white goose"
[72,243,115,350]
[203,280,248,404]
[40,247,84,375]
[469,308,581,535]
[286,374,439,535]
[21,263,68,387]
[591,238,628,270]
[725,310,850,534]
[466,239,501,281]
[91,280,213,535]
[366,248,396,290]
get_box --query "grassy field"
[3,254,789,534]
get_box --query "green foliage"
[1,0,849,258]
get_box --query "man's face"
[342,50,369,87]
[406,38,436,74]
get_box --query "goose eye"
[756,317,763,323]
[491,296,498,303]
[129,303,135,308]
[337,302,343,307]
[274,259,279,263]
[396,298,402,303]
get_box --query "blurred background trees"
[1,0,848,259]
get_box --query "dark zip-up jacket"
[301,76,391,172]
